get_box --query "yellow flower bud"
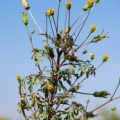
[44,44,49,50]
[31,29,35,34]
[22,12,28,26]
[15,74,21,81]
[87,0,94,8]
[21,0,30,10]
[45,10,51,17]
[83,2,89,11]
[90,24,97,33]
[89,53,95,59]
[102,54,109,62]
[64,27,71,34]
[49,8,55,16]
[46,8,54,16]
[48,84,54,91]
[66,1,72,10]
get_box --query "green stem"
[64,10,67,31]
[26,26,42,74]
[56,0,61,34]
[74,9,91,43]
[52,16,57,35]
[111,81,120,100]
[74,33,91,51]
[71,10,84,29]
[49,17,55,38]
[75,91,93,96]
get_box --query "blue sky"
[0,0,120,119]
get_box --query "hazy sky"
[0,0,120,119]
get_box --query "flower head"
[44,44,49,50]
[90,24,97,33]
[87,0,94,7]
[83,2,89,11]
[89,53,95,59]
[46,8,54,16]
[15,74,21,81]
[102,54,109,62]
[49,8,55,15]
[111,107,116,111]
[22,12,28,26]
[83,49,87,54]
[86,99,90,104]
[96,0,100,3]
[66,1,72,10]
[31,29,35,34]
[21,0,30,10]
[48,84,54,91]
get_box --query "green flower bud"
[59,29,63,34]
[86,99,90,104]
[31,29,35,34]
[21,0,30,10]
[22,12,28,26]
[92,30,108,43]
[111,107,116,111]
[45,10,50,17]
[83,49,87,54]
[70,86,79,92]
[44,44,49,50]
[93,91,110,98]
[96,0,100,3]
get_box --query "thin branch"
[90,96,120,113]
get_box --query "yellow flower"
[102,54,109,62]
[21,0,30,10]
[22,12,28,26]
[45,10,50,16]
[49,8,55,16]
[89,53,95,59]
[66,1,72,10]
[46,8,54,16]
[87,0,94,7]
[15,74,21,81]
[83,2,89,11]
[48,84,54,91]
[90,24,97,33]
